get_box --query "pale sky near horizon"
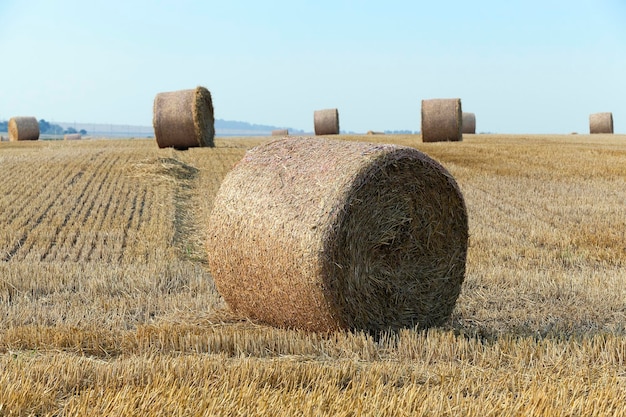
[1,0,624,134]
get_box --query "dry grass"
[0,134,625,415]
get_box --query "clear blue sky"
[1,0,624,133]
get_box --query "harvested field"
[0,134,625,415]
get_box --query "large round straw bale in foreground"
[421,99,462,142]
[152,86,215,149]
[589,112,613,134]
[207,137,468,333]
[462,112,476,134]
[314,108,340,135]
[271,129,289,136]
[8,117,40,141]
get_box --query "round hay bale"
[207,137,468,333]
[152,86,215,149]
[8,117,39,141]
[64,133,82,140]
[589,112,613,134]
[314,108,339,135]
[462,112,476,134]
[421,99,462,142]
[271,129,289,136]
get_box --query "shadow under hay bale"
[462,112,476,134]
[207,137,468,333]
[314,108,339,135]
[9,116,39,141]
[153,86,215,149]
[589,112,613,134]
[421,99,462,142]
[271,129,289,136]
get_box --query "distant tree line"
[0,119,86,135]
[384,129,418,134]
[38,119,87,135]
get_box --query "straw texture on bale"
[462,112,476,134]
[153,86,215,149]
[64,133,82,140]
[207,137,468,333]
[589,112,613,134]
[8,117,39,141]
[271,129,289,136]
[421,99,462,142]
[314,108,339,135]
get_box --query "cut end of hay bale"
[271,129,289,136]
[8,116,40,141]
[314,108,340,135]
[589,112,613,134]
[462,112,476,134]
[152,86,215,149]
[206,137,468,333]
[421,99,462,142]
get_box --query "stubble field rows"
[0,134,625,416]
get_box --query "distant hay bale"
[207,137,468,333]
[8,117,39,141]
[314,108,339,135]
[152,86,215,149]
[589,112,613,134]
[272,129,289,136]
[421,99,462,142]
[64,133,82,140]
[462,112,476,134]
[366,130,384,135]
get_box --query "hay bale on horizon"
[421,99,462,142]
[314,108,339,135]
[64,133,82,140]
[589,112,613,134]
[153,86,215,149]
[8,117,39,141]
[271,129,289,136]
[462,112,476,134]
[207,137,468,333]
